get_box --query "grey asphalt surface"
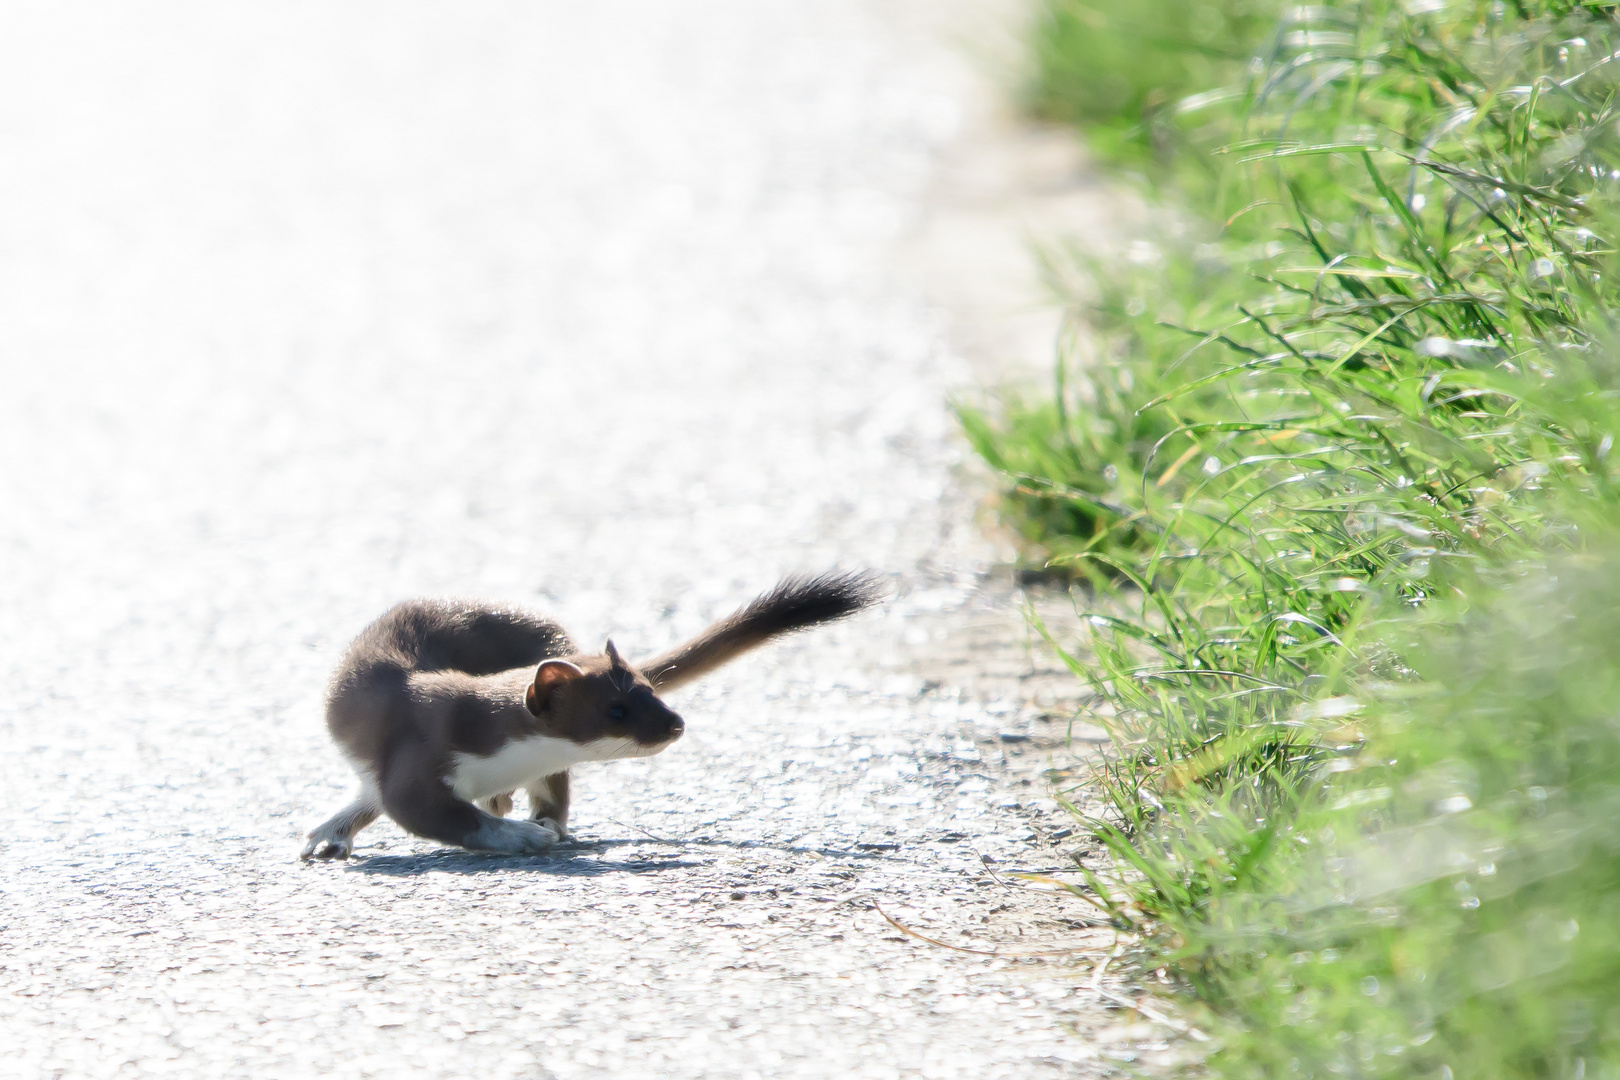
[0,3,1137,1077]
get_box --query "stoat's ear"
[604,639,638,691]
[525,659,584,716]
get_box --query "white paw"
[300,831,354,861]
[468,816,559,855]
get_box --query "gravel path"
[0,3,1137,1077]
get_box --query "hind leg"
[381,765,558,855]
[301,788,382,860]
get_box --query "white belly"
[447,735,650,801]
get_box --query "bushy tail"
[639,571,885,691]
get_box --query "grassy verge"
[966,2,1620,1075]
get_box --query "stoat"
[301,571,883,859]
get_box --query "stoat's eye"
[607,704,627,720]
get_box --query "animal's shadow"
[340,835,908,877]
[344,840,691,877]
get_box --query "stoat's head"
[524,639,685,756]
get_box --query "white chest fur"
[447,735,652,801]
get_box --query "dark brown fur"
[302,571,883,859]
[640,571,886,690]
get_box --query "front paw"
[531,815,569,842]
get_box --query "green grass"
[967,1,1620,1075]
[1026,0,1281,176]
